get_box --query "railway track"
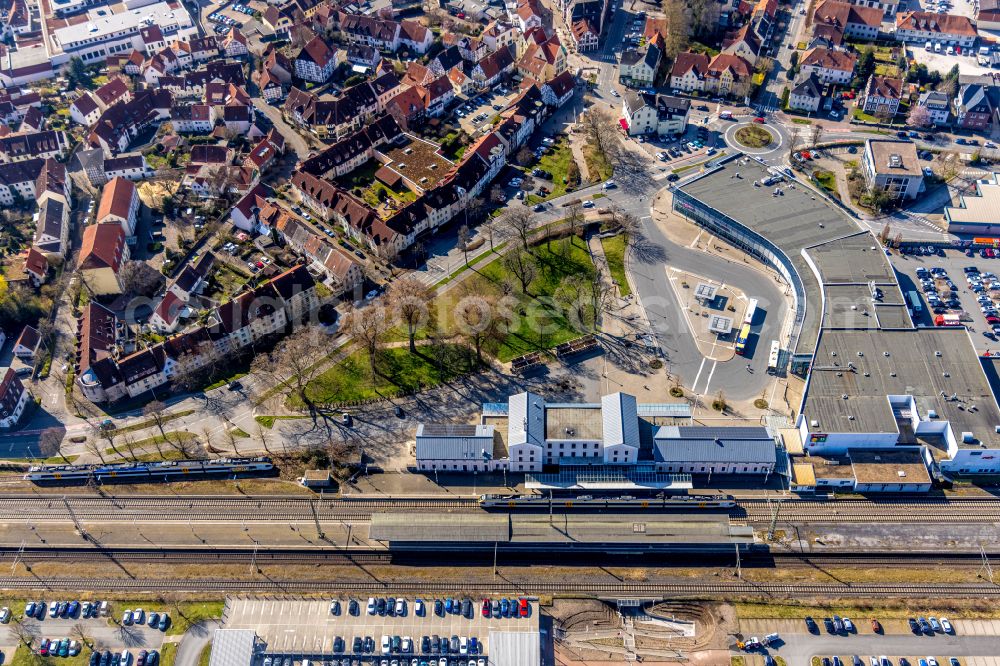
[0,575,996,598]
[3,495,1000,523]
[0,546,990,567]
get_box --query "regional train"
[23,457,275,485]
[478,493,736,509]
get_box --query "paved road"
[766,632,1000,666]
[173,620,220,666]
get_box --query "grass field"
[441,235,598,361]
[524,139,575,204]
[812,170,838,196]
[296,344,470,407]
[583,144,613,182]
[600,234,631,297]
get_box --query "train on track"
[24,457,275,485]
[478,494,736,509]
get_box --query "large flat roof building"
[945,172,1000,236]
[674,153,1000,480]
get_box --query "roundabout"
[722,118,790,161]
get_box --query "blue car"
[500,599,509,617]
[445,599,453,614]
[68,601,79,617]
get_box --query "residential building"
[171,104,216,133]
[97,177,140,236]
[862,139,926,200]
[916,90,951,125]
[0,368,29,429]
[619,43,660,87]
[895,11,977,47]
[953,83,997,131]
[705,53,754,98]
[788,73,824,112]
[799,47,856,85]
[295,36,340,83]
[398,19,434,54]
[104,154,153,181]
[13,325,43,361]
[78,223,129,295]
[569,19,598,52]
[812,0,884,41]
[0,130,68,163]
[621,92,690,136]
[51,1,195,63]
[978,0,1000,29]
[669,52,711,93]
[33,197,70,258]
[860,74,903,117]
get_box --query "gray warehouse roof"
[209,630,257,666]
[488,631,541,666]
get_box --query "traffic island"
[734,125,775,149]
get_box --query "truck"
[934,313,962,327]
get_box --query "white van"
[925,41,933,50]
[720,110,733,119]
[934,42,942,53]
[946,45,955,55]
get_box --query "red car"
[255,260,265,269]
[482,599,490,617]
[753,117,765,123]
[518,598,529,617]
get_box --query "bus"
[743,298,758,326]
[906,290,923,313]
[735,323,752,355]
[767,340,781,372]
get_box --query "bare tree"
[224,427,241,455]
[661,0,691,56]
[342,302,392,381]
[37,427,67,463]
[580,107,621,166]
[143,400,169,440]
[10,618,37,647]
[457,224,471,266]
[255,422,271,454]
[120,432,139,461]
[118,260,163,298]
[489,185,506,204]
[387,277,432,353]
[499,208,533,251]
[612,208,643,247]
[453,295,501,367]
[71,623,91,648]
[465,197,485,224]
[84,437,107,463]
[567,202,584,241]
[250,327,329,409]
[502,250,538,293]
[808,123,823,149]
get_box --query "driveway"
[173,620,221,666]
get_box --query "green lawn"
[524,138,575,204]
[206,264,247,301]
[159,644,178,666]
[443,236,598,361]
[583,145,613,182]
[296,344,470,407]
[10,644,94,666]
[812,170,838,196]
[600,235,631,297]
[197,643,212,666]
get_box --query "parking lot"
[206,0,265,34]
[0,600,169,666]
[904,0,997,77]
[455,88,518,135]
[891,247,1000,351]
[224,597,537,663]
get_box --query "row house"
[472,45,516,89]
[420,76,455,117]
[104,154,153,181]
[77,265,319,403]
[799,47,856,85]
[255,49,294,103]
[812,0,883,42]
[89,89,173,156]
[894,11,977,47]
[283,72,399,139]
[150,290,186,333]
[171,104,217,133]
[721,24,762,65]
[32,158,71,259]
[221,28,249,58]
[518,33,566,83]
[339,12,401,50]
[0,368,30,429]
[481,20,519,53]
[386,86,427,130]
[347,44,382,71]
[97,176,140,237]
[299,114,403,179]
[569,19,599,52]
[0,130,69,163]
[428,46,464,78]
[78,223,129,296]
[442,33,489,63]
[671,51,757,97]
[275,214,364,294]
